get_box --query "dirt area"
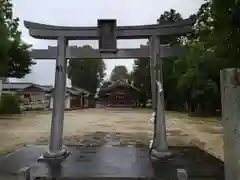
[0,108,224,160]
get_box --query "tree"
[131,2,240,116]
[67,45,106,93]
[171,1,227,115]
[0,0,34,78]
[131,9,184,109]
[169,2,219,114]
[131,57,151,107]
[156,9,184,110]
[157,9,183,44]
[211,0,240,67]
[176,41,220,114]
[110,65,130,81]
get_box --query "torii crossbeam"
[31,45,187,59]
[24,18,194,40]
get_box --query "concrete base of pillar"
[38,148,70,164]
[150,148,173,161]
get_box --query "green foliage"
[157,9,183,44]
[131,9,184,109]
[67,45,106,93]
[0,93,21,114]
[0,0,35,78]
[131,3,239,116]
[131,57,151,100]
[211,0,240,67]
[110,65,130,81]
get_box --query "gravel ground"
[0,108,223,160]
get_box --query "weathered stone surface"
[30,46,187,60]
[220,68,240,180]
[24,18,196,40]
[0,145,224,180]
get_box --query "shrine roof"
[100,79,140,92]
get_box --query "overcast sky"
[10,0,204,86]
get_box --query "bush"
[0,93,21,114]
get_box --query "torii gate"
[25,18,195,161]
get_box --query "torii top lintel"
[24,17,196,40]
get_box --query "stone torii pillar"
[48,37,68,158]
[149,35,170,159]
[220,68,240,180]
[40,36,69,160]
[149,39,157,110]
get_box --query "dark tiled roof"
[70,86,91,97]
[2,82,32,90]
[38,85,53,92]
[101,79,140,92]
[50,87,90,96]
[71,87,89,94]
[2,83,53,92]
[66,87,81,96]
[3,82,90,97]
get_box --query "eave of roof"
[100,79,140,92]
[2,83,53,92]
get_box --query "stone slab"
[0,145,224,180]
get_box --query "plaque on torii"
[98,19,117,53]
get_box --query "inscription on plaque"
[56,65,63,72]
